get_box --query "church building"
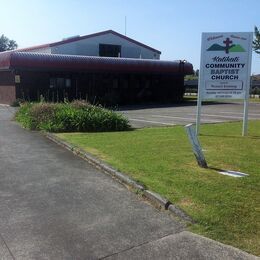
[0,30,193,105]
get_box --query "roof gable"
[19,30,161,54]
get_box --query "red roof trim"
[18,43,50,52]
[18,30,161,54]
[0,51,12,69]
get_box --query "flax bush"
[15,101,130,132]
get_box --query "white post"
[196,78,202,136]
[242,85,249,136]
[242,33,253,136]
[196,34,205,136]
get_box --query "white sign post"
[196,32,253,136]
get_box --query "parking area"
[120,101,260,128]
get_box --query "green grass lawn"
[249,98,260,103]
[56,121,260,255]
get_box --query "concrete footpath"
[0,106,257,260]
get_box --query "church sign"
[196,32,253,136]
[199,32,252,99]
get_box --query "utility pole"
[125,16,127,36]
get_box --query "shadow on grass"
[200,134,242,139]
[208,166,227,172]
[200,134,260,139]
[248,135,260,139]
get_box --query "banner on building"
[199,32,252,99]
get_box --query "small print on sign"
[199,32,252,100]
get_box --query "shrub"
[251,87,260,95]
[70,99,92,109]
[15,101,131,132]
[10,98,25,107]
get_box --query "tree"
[253,26,260,55]
[0,34,18,52]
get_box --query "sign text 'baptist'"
[199,32,252,99]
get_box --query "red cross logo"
[223,37,233,54]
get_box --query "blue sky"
[1,0,259,74]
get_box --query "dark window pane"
[99,44,121,57]
[57,78,64,88]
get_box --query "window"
[99,44,121,57]
[50,78,55,88]
[57,78,65,88]
[65,79,71,88]
[49,77,71,88]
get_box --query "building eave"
[15,30,162,54]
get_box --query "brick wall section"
[0,85,16,104]
[0,71,15,85]
[0,71,16,104]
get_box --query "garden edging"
[44,132,193,224]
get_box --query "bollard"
[185,124,208,168]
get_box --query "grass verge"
[56,121,260,255]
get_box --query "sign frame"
[196,32,253,136]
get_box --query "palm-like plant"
[253,26,260,55]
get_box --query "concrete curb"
[44,132,193,224]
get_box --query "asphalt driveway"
[120,101,260,128]
[0,105,257,259]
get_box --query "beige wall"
[0,71,16,104]
[0,85,16,104]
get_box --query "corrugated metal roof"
[0,51,193,74]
